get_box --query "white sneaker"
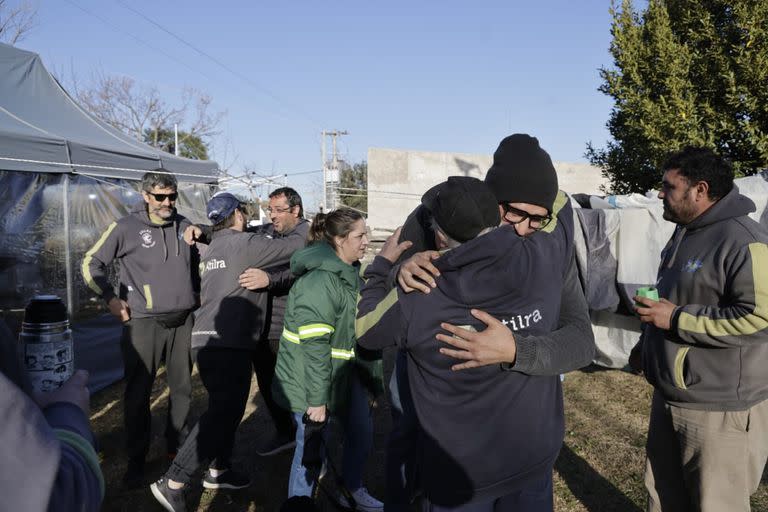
[338,487,383,512]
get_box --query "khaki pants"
[645,390,768,512]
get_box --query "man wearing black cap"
[356,176,581,509]
[151,193,305,512]
[381,135,595,510]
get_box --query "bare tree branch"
[0,0,36,44]
[67,69,224,158]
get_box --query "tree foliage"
[588,0,768,194]
[339,161,367,213]
[144,128,209,160]
[0,0,35,44]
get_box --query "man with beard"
[83,170,198,488]
[380,134,595,510]
[631,147,768,511]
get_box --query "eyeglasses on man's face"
[502,204,552,230]
[266,205,294,214]
[146,192,178,202]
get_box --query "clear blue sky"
[21,0,616,208]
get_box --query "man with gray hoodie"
[82,170,198,488]
[631,147,768,511]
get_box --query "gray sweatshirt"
[191,226,306,351]
[638,186,768,410]
[82,205,198,318]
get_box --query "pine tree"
[588,0,768,194]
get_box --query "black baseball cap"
[421,176,500,243]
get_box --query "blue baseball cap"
[206,192,241,225]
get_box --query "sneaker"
[121,458,144,490]
[150,477,186,512]
[338,487,383,512]
[255,432,296,456]
[202,468,250,490]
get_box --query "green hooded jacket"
[273,241,383,415]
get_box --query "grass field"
[93,361,768,511]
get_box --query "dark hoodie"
[82,204,198,318]
[638,185,768,410]
[356,224,570,506]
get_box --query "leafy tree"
[339,161,367,213]
[588,0,768,194]
[144,127,209,160]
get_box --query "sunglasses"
[146,192,178,202]
[502,204,552,230]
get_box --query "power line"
[113,0,322,128]
[62,0,217,82]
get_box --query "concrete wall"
[367,146,608,232]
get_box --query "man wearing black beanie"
[378,134,594,511]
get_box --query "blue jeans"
[385,349,419,511]
[288,374,374,497]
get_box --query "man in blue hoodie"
[380,135,595,511]
[357,176,592,510]
[82,170,198,488]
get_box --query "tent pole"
[63,174,74,319]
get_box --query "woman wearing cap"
[273,207,384,510]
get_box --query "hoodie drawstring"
[174,219,180,257]
[665,226,687,269]
[160,226,168,262]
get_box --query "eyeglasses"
[266,206,293,214]
[146,192,178,202]
[502,204,552,230]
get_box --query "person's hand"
[397,250,441,294]
[107,297,130,322]
[436,309,517,370]
[183,225,203,245]
[634,296,676,330]
[238,268,270,290]
[378,227,413,264]
[35,370,91,415]
[306,405,327,423]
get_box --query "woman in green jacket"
[273,207,383,510]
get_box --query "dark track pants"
[167,347,253,484]
[252,336,294,436]
[121,313,193,463]
[422,473,553,512]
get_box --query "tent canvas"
[0,43,220,391]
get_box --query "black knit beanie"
[484,134,559,212]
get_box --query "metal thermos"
[19,295,74,393]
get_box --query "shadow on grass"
[555,444,642,512]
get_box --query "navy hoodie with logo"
[356,223,571,506]
[82,205,199,317]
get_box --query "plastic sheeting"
[0,170,214,391]
[574,173,768,368]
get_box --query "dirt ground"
[93,359,768,512]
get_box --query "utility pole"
[321,130,348,211]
